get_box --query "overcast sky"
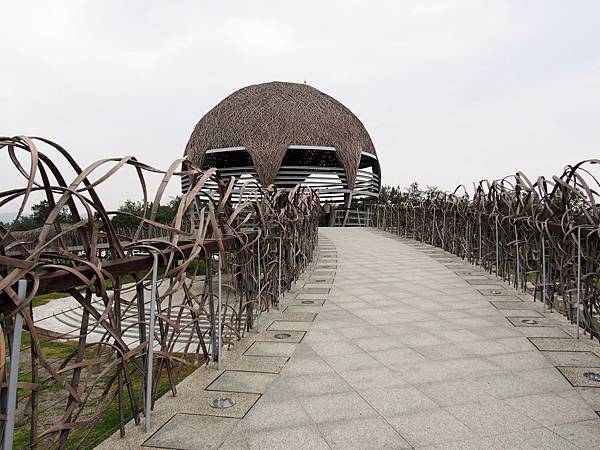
[1,1,599,210]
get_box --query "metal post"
[478,213,482,265]
[217,255,223,366]
[3,280,27,450]
[442,211,447,250]
[453,212,457,254]
[277,236,282,307]
[576,226,581,339]
[514,224,520,290]
[495,217,500,277]
[145,254,158,432]
[256,238,261,329]
[465,220,469,259]
[205,255,217,363]
[431,209,436,245]
[542,236,547,312]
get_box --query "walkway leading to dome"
[100,228,600,449]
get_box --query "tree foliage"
[379,182,442,204]
[2,200,73,231]
[110,196,182,229]
[1,197,184,231]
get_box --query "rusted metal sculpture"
[370,160,600,342]
[0,136,319,448]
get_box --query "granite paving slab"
[143,413,240,449]
[98,228,600,449]
[267,319,313,331]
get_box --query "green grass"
[17,264,206,448]
[30,269,164,307]
[12,333,198,449]
[31,291,70,308]
[77,361,196,449]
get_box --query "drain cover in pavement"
[583,372,600,382]
[211,397,235,409]
[274,333,292,339]
[521,319,539,325]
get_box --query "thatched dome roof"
[184,81,376,189]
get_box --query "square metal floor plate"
[507,317,555,327]
[313,270,336,276]
[477,288,511,295]
[542,351,600,367]
[279,311,317,322]
[207,370,277,394]
[454,269,478,276]
[466,279,503,286]
[228,355,289,374]
[558,366,600,388]
[290,298,326,306]
[243,341,298,357]
[301,287,331,294]
[143,413,240,449]
[491,301,538,310]
[254,330,306,343]
[528,337,597,352]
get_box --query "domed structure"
[183,81,380,204]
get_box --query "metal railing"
[0,136,320,448]
[332,208,373,227]
[369,160,600,342]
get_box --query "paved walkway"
[101,228,600,449]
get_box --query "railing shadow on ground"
[0,136,320,449]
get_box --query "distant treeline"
[1,196,183,231]
[378,182,441,204]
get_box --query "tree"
[110,196,183,230]
[406,182,422,202]
[110,200,145,229]
[378,182,444,205]
[6,200,73,231]
[154,196,182,225]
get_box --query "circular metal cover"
[583,372,600,382]
[211,397,235,409]
[274,333,292,339]
[521,319,538,325]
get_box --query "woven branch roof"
[184,81,376,189]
